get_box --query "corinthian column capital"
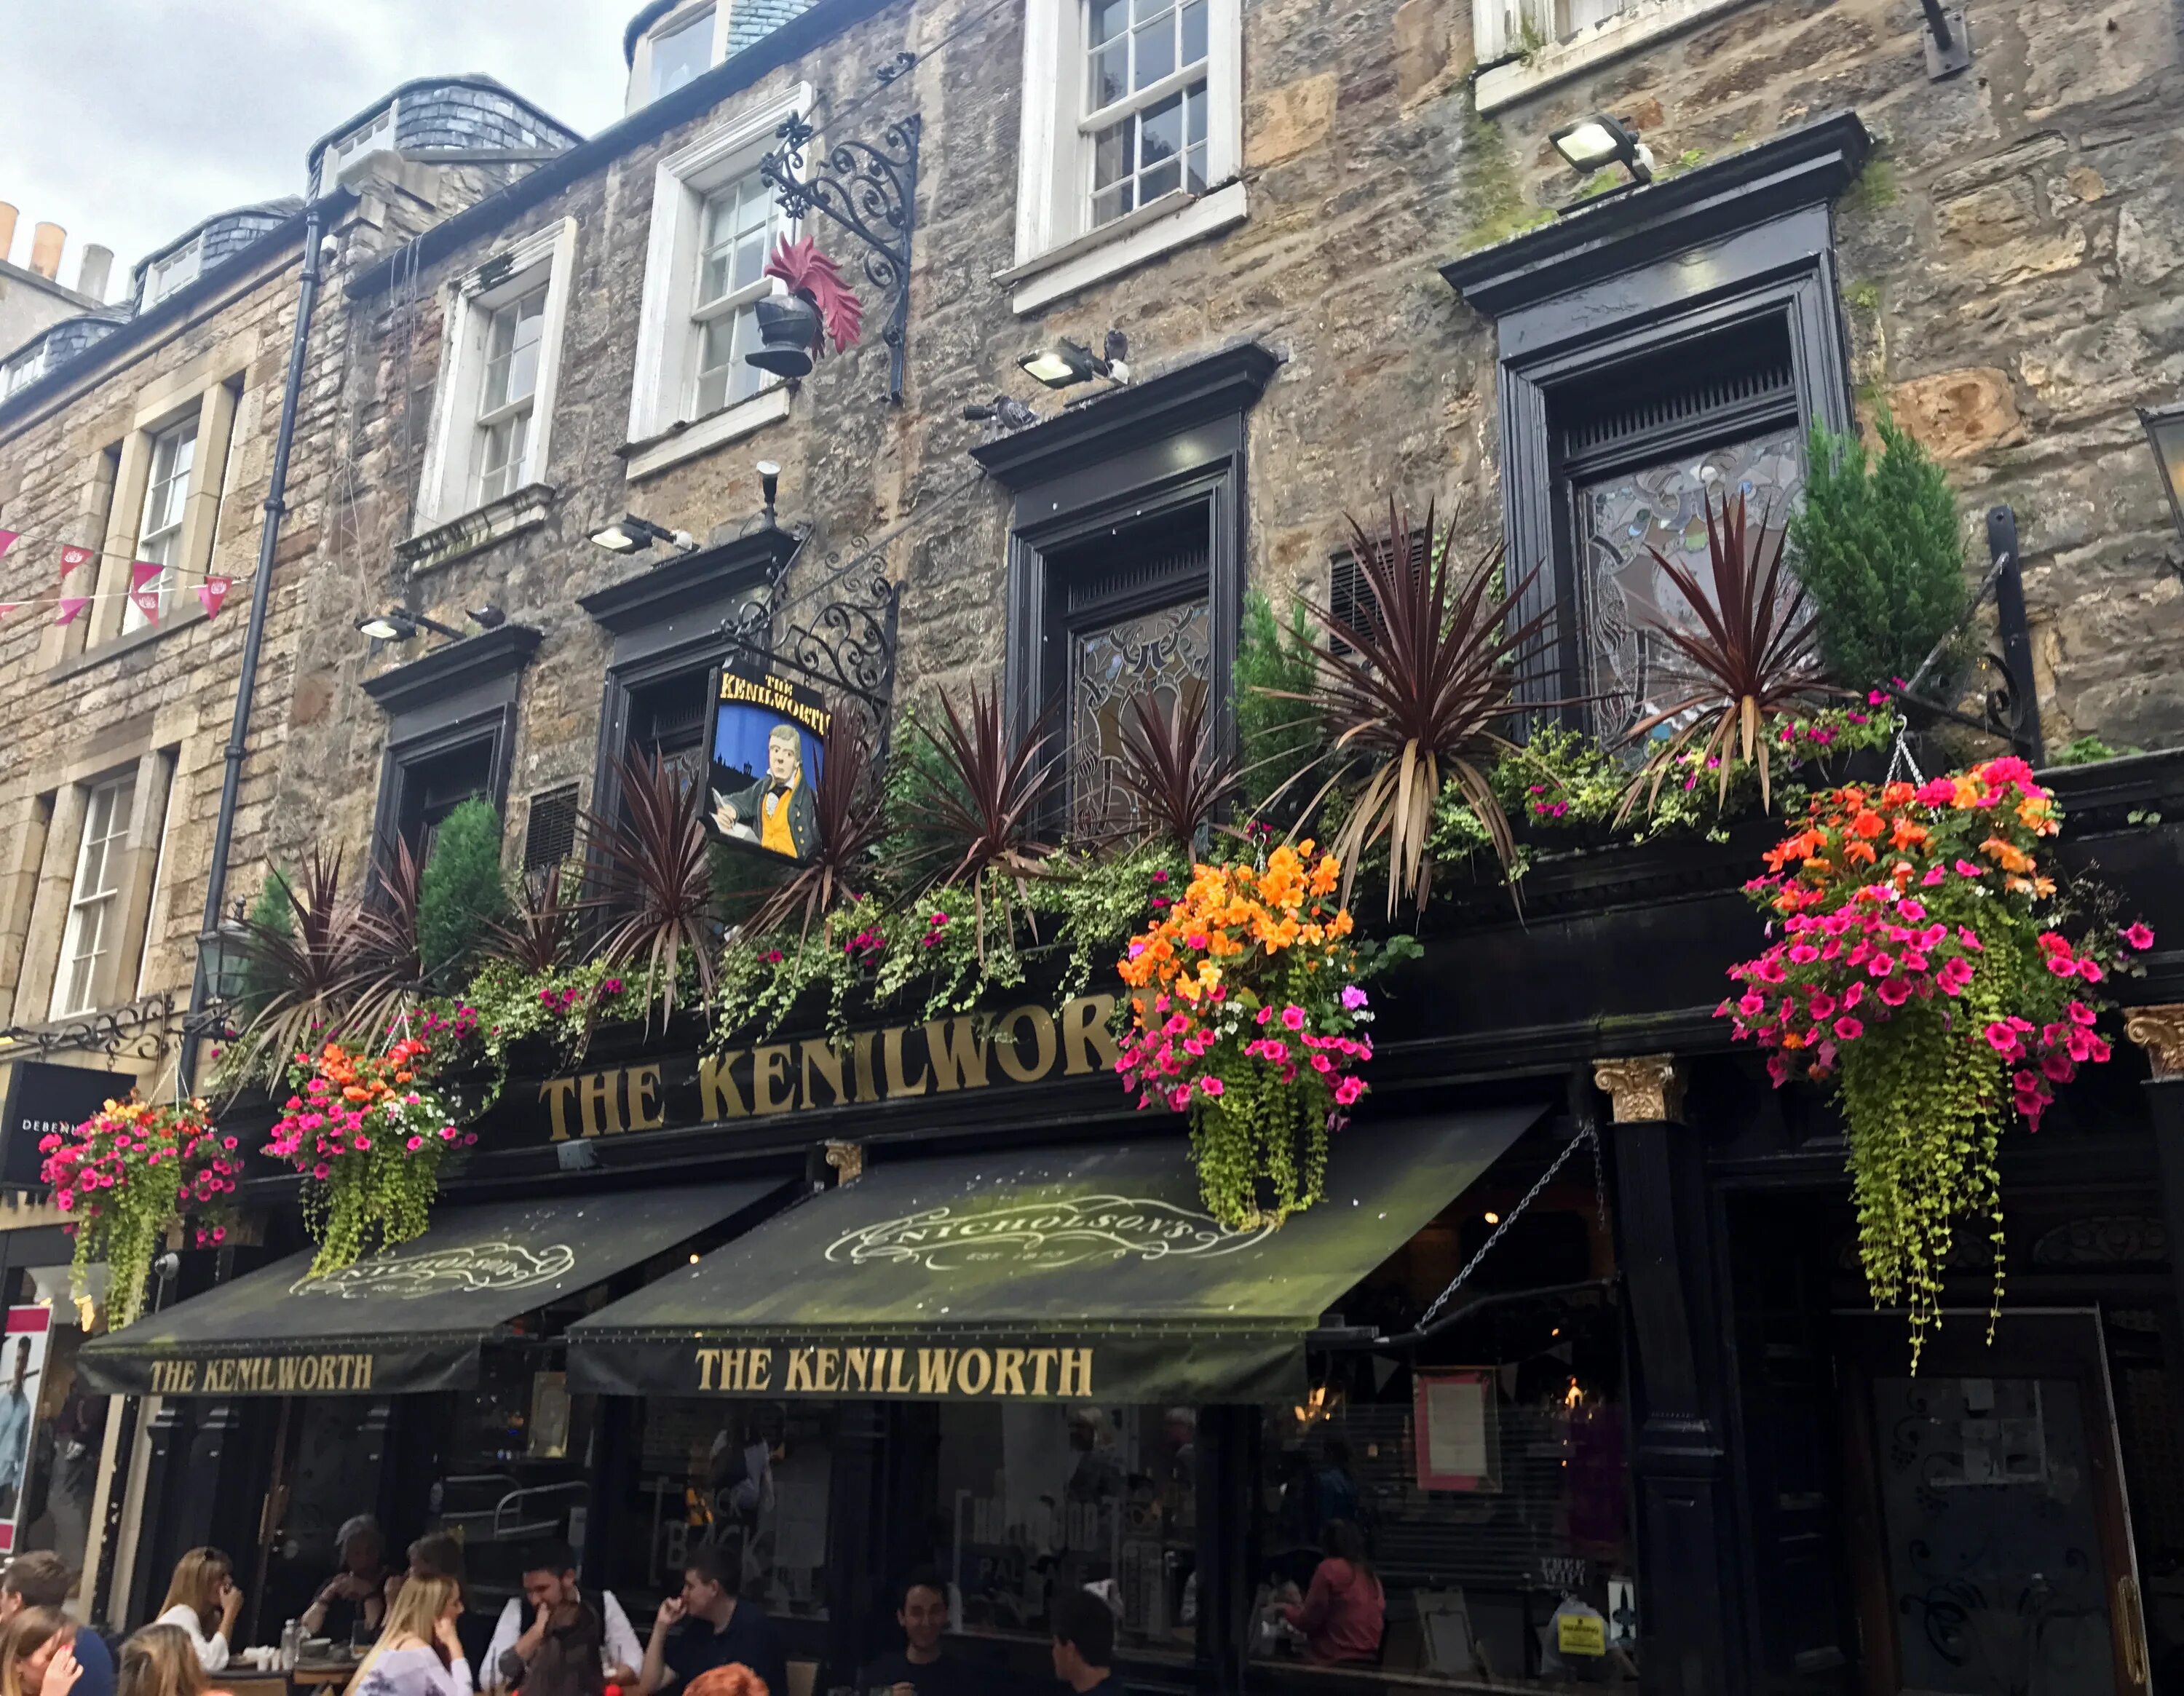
[1594,1054,1686,1125]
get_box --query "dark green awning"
[566,1109,1542,1406]
[79,1180,787,1397]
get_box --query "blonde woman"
[153,1550,238,1673]
[0,1607,84,1696]
[114,1626,208,1696]
[348,1576,469,1696]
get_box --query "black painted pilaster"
[821,1403,886,1687]
[1599,1058,1736,1696]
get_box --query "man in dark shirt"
[856,1570,982,1696]
[1,1553,112,1696]
[1049,1591,1118,1696]
[638,1543,787,1696]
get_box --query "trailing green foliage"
[1789,420,1969,694]
[416,799,510,987]
[1235,590,1325,824]
[2051,734,2141,766]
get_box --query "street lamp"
[2141,403,2184,542]
[1550,115,1654,186]
[194,906,253,1008]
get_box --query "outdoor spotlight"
[355,608,467,643]
[756,460,781,528]
[590,514,689,554]
[2142,404,2184,544]
[468,603,508,630]
[1018,330,1129,390]
[1551,114,1653,186]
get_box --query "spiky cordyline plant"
[735,716,888,938]
[1618,492,1846,822]
[360,834,427,987]
[1104,690,1243,857]
[585,750,717,1029]
[487,861,585,975]
[1297,500,1549,915]
[227,849,416,1087]
[896,681,1061,950]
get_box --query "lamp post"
[2141,403,2184,544]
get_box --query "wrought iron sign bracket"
[759,112,921,405]
[717,528,903,718]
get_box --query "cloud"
[0,0,634,298]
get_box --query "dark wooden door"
[1837,1309,2151,1696]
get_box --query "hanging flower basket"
[264,1008,480,1276]
[41,1097,244,1328]
[1116,842,1390,1229]
[1722,756,2153,1368]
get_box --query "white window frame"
[50,774,135,1021]
[322,103,399,190]
[1472,0,1736,112]
[415,218,579,533]
[124,413,199,633]
[625,85,811,479]
[1005,0,1243,312]
[2,346,46,397]
[627,0,734,114]
[144,239,203,306]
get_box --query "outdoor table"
[289,1659,363,1688]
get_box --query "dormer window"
[651,6,716,98]
[144,239,203,306]
[324,105,397,186]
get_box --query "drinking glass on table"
[352,1617,377,1656]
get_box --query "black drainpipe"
[179,199,325,1093]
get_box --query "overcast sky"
[1,0,639,302]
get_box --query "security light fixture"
[757,461,781,528]
[355,609,466,643]
[2143,404,2184,545]
[1018,330,1131,390]
[1551,115,1654,186]
[589,514,691,554]
[469,603,508,630]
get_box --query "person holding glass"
[304,1519,388,1652]
[151,1551,239,1674]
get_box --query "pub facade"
[5,0,2184,1689]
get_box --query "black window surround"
[1441,110,1871,711]
[362,624,544,861]
[577,526,801,823]
[971,341,1281,766]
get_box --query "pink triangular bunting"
[54,598,88,625]
[58,545,92,576]
[0,531,17,560]
[197,576,232,620]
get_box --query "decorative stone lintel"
[2126,1005,2184,1081]
[824,1139,865,1184]
[1594,1054,1686,1125]
[396,483,555,576]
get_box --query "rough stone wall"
[0,158,558,1089]
[274,0,2184,880]
[1475,0,2184,742]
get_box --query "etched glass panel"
[1574,426,1804,748]
[1069,598,1210,838]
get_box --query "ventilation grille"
[523,785,580,871]
[1326,529,1428,658]
[1063,536,1208,619]
[1561,328,1797,466]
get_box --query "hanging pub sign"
[707,663,829,863]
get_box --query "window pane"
[1181,0,1207,65]
[1185,141,1208,194]
[1088,0,1130,47]
[650,7,714,98]
[1140,92,1183,165]
[1134,12,1175,87]
[1088,39,1128,111]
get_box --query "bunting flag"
[0,604,20,617]
[54,598,88,625]
[58,544,93,576]
[0,531,17,561]
[128,562,164,623]
[197,576,232,620]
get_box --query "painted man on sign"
[712,724,818,860]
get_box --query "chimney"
[28,223,63,280]
[0,205,15,266]
[76,245,112,302]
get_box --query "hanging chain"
[1416,1123,1600,1333]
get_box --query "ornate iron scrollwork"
[0,991,182,1065]
[759,112,921,404]
[718,528,903,747]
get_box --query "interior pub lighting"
[1550,115,1654,186]
[589,514,692,554]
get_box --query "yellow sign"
[692,1342,1095,1400]
[1556,1612,1606,1657]
[147,1352,376,1395]
[534,994,1122,1144]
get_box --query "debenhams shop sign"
[525,994,1123,1143]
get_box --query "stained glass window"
[1574,427,1805,747]
[1069,598,1210,837]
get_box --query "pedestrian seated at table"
[115,1625,210,1696]
[347,1577,470,1696]
[303,1519,387,1651]
[1048,1591,1127,1696]
[1,1556,111,1696]
[152,1551,240,1674]
[484,1543,639,1696]
[636,1545,783,1696]
[856,1569,982,1696]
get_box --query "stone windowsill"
[1005,181,1251,314]
[620,387,792,482]
[399,483,557,576]
[1475,0,1749,114]
[50,598,213,681]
